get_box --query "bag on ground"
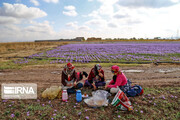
[126,85,144,97]
[42,86,62,99]
[111,89,133,111]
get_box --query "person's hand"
[98,72,103,78]
[92,84,97,90]
[105,85,108,89]
[67,83,72,87]
[73,81,77,87]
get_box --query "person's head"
[65,63,75,74]
[111,65,120,75]
[94,64,102,71]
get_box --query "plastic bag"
[42,86,62,99]
[84,90,111,107]
[111,89,133,111]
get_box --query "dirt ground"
[0,64,180,90]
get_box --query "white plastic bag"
[84,90,111,107]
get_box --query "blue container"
[76,90,82,102]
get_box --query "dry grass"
[0,42,68,62]
[0,42,68,54]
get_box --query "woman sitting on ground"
[61,63,83,93]
[84,64,106,90]
[105,65,130,94]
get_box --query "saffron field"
[14,42,180,64]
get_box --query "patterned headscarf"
[63,63,75,75]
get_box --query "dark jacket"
[88,68,105,84]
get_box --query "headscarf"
[63,63,75,75]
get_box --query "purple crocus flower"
[27,111,30,116]
[78,112,81,116]
[85,116,89,119]
[11,114,15,118]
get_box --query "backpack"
[126,85,144,97]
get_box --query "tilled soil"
[0,64,180,89]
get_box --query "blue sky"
[0,0,180,42]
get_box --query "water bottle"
[76,90,82,102]
[62,90,68,102]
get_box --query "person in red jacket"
[61,63,83,93]
[105,65,130,93]
[84,64,106,90]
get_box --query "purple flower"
[11,114,15,118]
[37,99,40,102]
[147,94,151,97]
[85,116,89,119]
[53,114,56,116]
[140,110,143,113]
[175,96,177,98]
[9,105,12,107]
[42,104,45,106]
[135,109,138,112]
[54,109,57,112]
[2,100,7,102]
[118,115,121,118]
[51,118,54,120]
[152,97,155,99]
[63,116,66,119]
[27,111,30,116]
[85,109,88,112]
[154,103,156,106]
[78,112,81,116]
[75,103,78,105]
[49,101,51,103]
[170,95,174,98]
[74,106,76,108]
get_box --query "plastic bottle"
[76,90,82,102]
[62,90,68,101]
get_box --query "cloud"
[30,0,40,6]
[63,5,77,16]
[66,21,90,31]
[43,0,59,3]
[0,16,20,24]
[85,18,107,26]
[108,23,118,28]
[113,13,129,19]
[66,21,78,28]
[117,0,179,8]
[78,25,90,31]
[0,3,47,20]
[0,20,57,42]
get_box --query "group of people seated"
[61,63,130,94]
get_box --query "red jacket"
[107,72,127,88]
[88,68,105,84]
